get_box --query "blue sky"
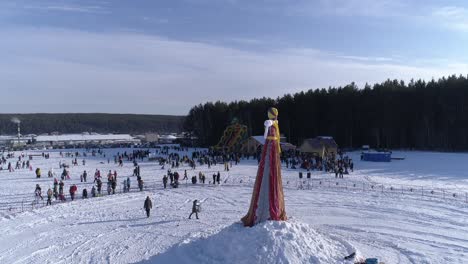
[1,0,468,114]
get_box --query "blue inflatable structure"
[361,151,391,162]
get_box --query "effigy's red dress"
[242,122,287,227]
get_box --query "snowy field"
[0,148,467,263]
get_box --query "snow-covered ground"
[0,149,467,263]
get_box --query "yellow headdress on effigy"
[267,107,281,152]
[268,107,278,120]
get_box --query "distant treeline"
[184,75,468,151]
[0,114,184,135]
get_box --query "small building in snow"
[299,136,338,157]
[144,133,160,143]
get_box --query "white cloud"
[284,0,407,18]
[0,27,464,114]
[278,0,468,34]
[337,55,395,63]
[431,6,468,32]
[45,5,106,13]
[21,2,108,14]
[228,37,263,45]
[141,16,169,24]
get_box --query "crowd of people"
[28,150,150,207]
[23,147,215,220]
[10,144,355,220]
[0,152,33,172]
[281,150,354,179]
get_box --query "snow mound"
[142,220,353,264]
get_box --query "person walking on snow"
[96,178,102,195]
[138,178,144,191]
[163,175,168,189]
[188,200,200,219]
[46,188,53,205]
[123,180,128,193]
[144,196,152,218]
[59,180,64,194]
[69,184,77,201]
[111,179,117,194]
[107,182,112,195]
[35,184,43,200]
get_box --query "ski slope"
[0,149,467,263]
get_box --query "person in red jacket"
[69,184,78,201]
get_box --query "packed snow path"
[0,149,467,263]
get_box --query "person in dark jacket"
[111,179,117,194]
[188,200,200,219]
[59,180,64,194]
[126,177,131,192]
[138,178,144,191]
[96,178,102,195]
[169,172,174,184]
[163,175,168,189]
[144,196,152,218]
[174,172,179,184]
[35,184,43,200]
[82,188,88,199]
